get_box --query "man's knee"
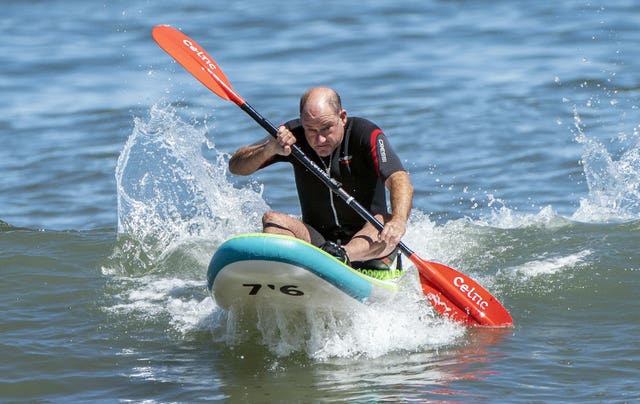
[262,211,292,233]
[262,210,284,227]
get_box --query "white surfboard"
[207,233,400,312]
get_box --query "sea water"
[1,0,639,402]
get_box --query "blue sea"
[2,0,639,402]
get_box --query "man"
[229,87,413,270]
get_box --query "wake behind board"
[207,233,400,312]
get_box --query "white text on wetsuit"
[378,138,387,163]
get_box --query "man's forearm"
[386,171,413,222]
[228,138,275,176]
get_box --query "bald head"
[299,87,343,117]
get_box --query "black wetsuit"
[263,117,406,243]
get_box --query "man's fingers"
[275,125,296,156]
[379,221,405,245]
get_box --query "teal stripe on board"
[207,233,373,302]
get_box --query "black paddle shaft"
[239,102,414,257]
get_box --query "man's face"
[302,108,346,157]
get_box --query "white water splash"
[476,202,567,230]
[108,103,268,274]
[105,276,216,334]
[571,107,640,222]
[509,250,592,278]
[208,270,464,359]
[105,269,463,359]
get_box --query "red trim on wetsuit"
[369,128,383,177]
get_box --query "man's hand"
[270,125,296,156]
[378,217,406,247]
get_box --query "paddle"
[152,25,513,327]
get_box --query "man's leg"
[261,211,325,245]
[343,214,396,262]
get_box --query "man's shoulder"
[348,116,382,137]
[348,116,378,130]
[347,117,382,144]
[284,118,303,130]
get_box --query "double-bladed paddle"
[151,24,513,327]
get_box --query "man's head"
[299,87,347,157]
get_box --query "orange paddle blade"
[420,275,479,326]
[410,254,513,327]
[151,25,244,106]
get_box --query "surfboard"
[207,233,401,312]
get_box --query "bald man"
[229,87,413,271]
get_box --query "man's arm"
[380,170,413,245]
[228,126,296,176]
[228,136,276,176]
